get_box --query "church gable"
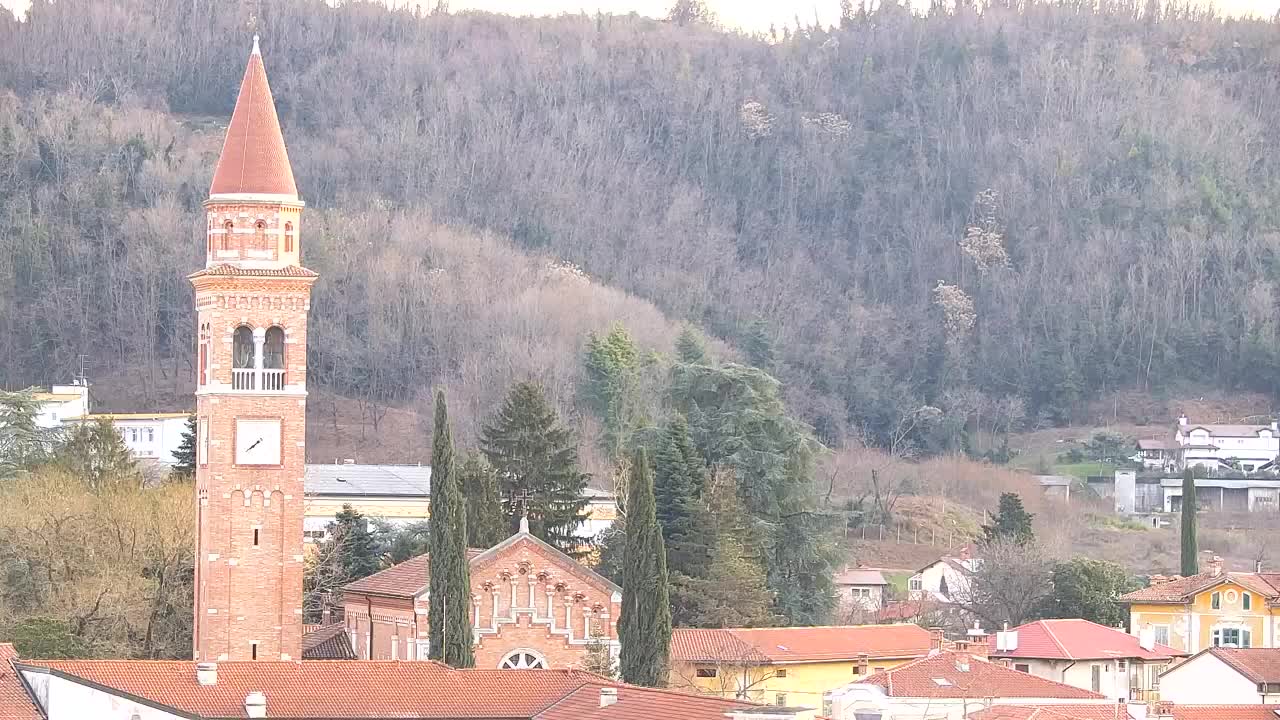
[470,533,621,598]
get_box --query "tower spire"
[209,36,297,199]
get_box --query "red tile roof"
[863,651,1104,699]
[671,624,932,664]
[1167,706,1280,720]
[189,264,319,279]
[209,38,298,198]
[342,549,485,598]
[16,660,753,720]
[1202,647,1280,683]
[1121,572,1280,604]
[966,705,1133,720]
[0,645,39,720]
[301,623,356,660]
[987,619,1184,661]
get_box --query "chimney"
[1178,414,1188,427]
[245,691,267,719]
[1154,700,1175,719]
[321,591,333,625]
[928,627,946,651]
[995,630,1018,652]
[1206,555,1223,577]
[196,662,218,687]
[954,653,971,672]
[599,687,618,708]
[1258,560,1264,573]
[1138,626,1155,652]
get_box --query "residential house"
[1137,438,1182,473]
[834,566,890,616]
[986,619,1184,702]
[827,650,1112,720]
[909,547,979,604]
[0,645,39,720]
[668,624,936,717]
[63,412,191,465]
[1122,557,1280,653]
[340,518,621,670]
[10,651,783,720]
[1158,647,1280,704]
[1174,415,1280,473]
[30,384,89,429]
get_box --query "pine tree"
[0,388,54,477]
[582,324,645,458]
[618,448,671,687]
[170,415,197,479]
[1181,467,1199,576]
[982,492,1035,546]
[460,451,505,549]
[331,504,380,581]
[54,418,140,490]
[428,390,473,667]
[653,415,712,624]
[480,382,590,554]
[673,327,709,365]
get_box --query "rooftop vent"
[599,687,619,708]
[245,691,267,719]
[196,662,217,686]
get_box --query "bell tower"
[191,35,314,662]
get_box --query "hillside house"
[834,567,890,615]
[986,619,1184,702]
[1174,416,1280,473]
[909,548,979,604]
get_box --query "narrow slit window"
[222,221,233,250]
[253,529,260,547]
[251,642,258,660]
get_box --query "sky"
[1,0,1279,32]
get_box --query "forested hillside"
[2,0,1280,457]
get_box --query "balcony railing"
[230,368,286,392]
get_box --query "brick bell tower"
[191,35,315,662]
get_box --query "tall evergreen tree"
[480,382,589,554]
[982,492,1035,546]
[673,327,709,365]
[1181,467,1199,576]
[170,415,197,479]
[460,451,506,549]
[618,448,671,687]
[428,390,473,667]
[0,388,53,477]
[331,504,380,581]
[653,415,712,624]
[54,418,140,490]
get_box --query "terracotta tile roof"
[1168,706,1280,720]
[0,645,39,720]
[189,264,319,279]
[1120,571,1280,603]
[341,549,485,598]
[1203,647,1280,683]
[671,624,931,664]
[862,651,1104,699]
[966,705,1133,720]
[16,660,755,719]
[877,600,934,623]
[834,567,888,586]
[987,619,1184,661]
[302,624,356,660]
[209,38,298,198]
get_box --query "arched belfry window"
[232,326,254,368]
[221,221,234,251]
[254,220,267,250]
[263,327,285,369]
[283,222,294,253]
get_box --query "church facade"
[341,524,622,670]
[191,36,315,662]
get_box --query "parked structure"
[1122,557,1280,653]
[986,619,1184,702]
[668,624,935,717]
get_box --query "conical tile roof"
[209,36,298,198]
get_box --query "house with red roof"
[7,653,798,720]
[668,624,936,716]
[986,619,1185,702]
[827,650,1118,720]
[966,701,1280,720]
[1157,647,1280,705]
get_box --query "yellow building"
[1122,558,1280,654]
[302,462,617,542]
[668,624,935,718]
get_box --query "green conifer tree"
[653,415,712,624]
[673,327,709,365]
[54,418,140,490]
[460,451,505,549]
[1181,467,1199,576]
[331,504,380,581]
[428,390,474,667]
[982,492,1035,546]
[618,448,671,687]
[480,382,589,553]
[170,415,197,479]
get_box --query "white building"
[1158,647,1280,704]
[1174,415,1280,473]
[63,412,192,465]
[909,548,978,603]
[31,384,89,428]
[834,567,889,615]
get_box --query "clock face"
[235,418,282,466]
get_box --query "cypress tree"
[1181,467,1199,576]
[480,382,590,554]
[428,390,474,667]
[618,448,672,687]
[653,415,711,625]
[460,452,506,549]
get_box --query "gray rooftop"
[304,464,431,497]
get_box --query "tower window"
[255,220,267,250]
[263,327,285,369]
[251,642,258,660]
[253,529,260,546]
[284,222,294,253]
[232,326,255,368]
[221,221,233,250]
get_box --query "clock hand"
[247,438,263,451]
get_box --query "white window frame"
[908,576,923,592]
[1153,625,1170,647]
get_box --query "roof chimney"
[928,627,946,651]
[599,687,618,708]
[1206,555,1223,577]
[1258,560,1265,573]
[245,691,267,719]
[196,662,217,686]
[1178,414,1188,427]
